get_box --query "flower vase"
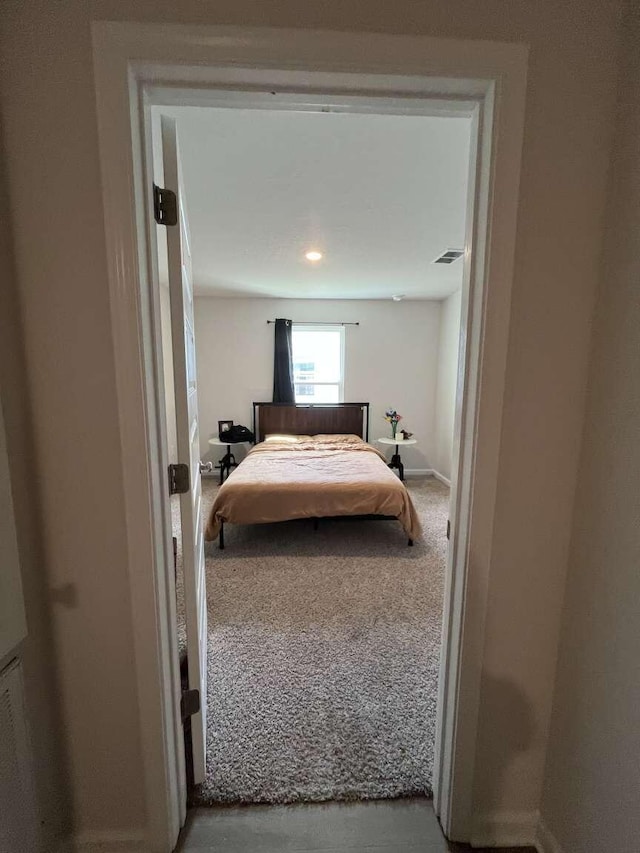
[391,423,398,440]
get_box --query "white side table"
[208,437,249,484]
[377,437,417,481]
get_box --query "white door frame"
[92,23,527,853]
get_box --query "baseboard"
[536,816,565,853]
[403,468,451,487]
[68,829,148,852]
[430,469,451,487]
[471,811,539,848]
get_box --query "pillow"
[312,433,364,444]
[264,433,311,443]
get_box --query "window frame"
[292,323,345,404]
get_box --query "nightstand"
[208,437,248,484]
[377,437,417,482]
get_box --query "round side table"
[208,437,248,484]
[377,436,417,481]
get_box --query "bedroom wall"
[433,289,462,481]
[539,5,640,851]
[0,0,622,846]
[194,297,440,472]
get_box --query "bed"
[204,403,422,548]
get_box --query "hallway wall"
[539,4,640,851]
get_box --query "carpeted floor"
[173,476,449,806]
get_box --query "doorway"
[92,22,527,851]
[155,102,470,808]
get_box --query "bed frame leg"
[408,538,413,547]
[219,523,225,550]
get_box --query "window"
[292,325,345,404]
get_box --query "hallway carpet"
[175,476,449,806]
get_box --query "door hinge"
[446,519,451,540]
[153,183,178,226]
[168,463,190,495]
[181,688,200,722]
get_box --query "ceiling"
[153,106,471,300]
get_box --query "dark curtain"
[272,318,295,403]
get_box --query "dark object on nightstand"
[226,424,255,443]
[218,419,234,440]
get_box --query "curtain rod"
[267,320,359,326]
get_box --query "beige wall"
[540,5,640,851]
[194,297,440,472]
[0,0,622,843]
[0,120,70,850]
[433,291,462,481]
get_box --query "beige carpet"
[174,476,449,806]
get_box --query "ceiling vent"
[433,249,464,265]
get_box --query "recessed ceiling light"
[392,294,405,302]
[305,250,323,262]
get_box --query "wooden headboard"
[252,403,370,443]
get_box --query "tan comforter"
[204,436,422,541]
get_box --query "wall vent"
[0,659,38,853]
[433,249,464,264]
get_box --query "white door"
[161,115,208,784]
